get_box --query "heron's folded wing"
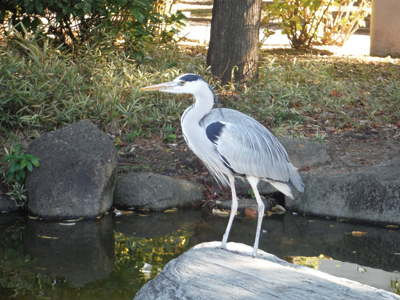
[213,122,292,184]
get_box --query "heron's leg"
[247,176,264,258]
[221,176,237,249]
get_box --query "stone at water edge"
[113,172,205,211]
[134,242,399,300]
[288,159,400,225]
[25,120,118,219]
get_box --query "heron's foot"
[220,241,227,250]
[251,249,258,258]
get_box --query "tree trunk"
[206,0,262,85]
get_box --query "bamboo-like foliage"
[264,0,371,49]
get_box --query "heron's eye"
[180,80,186,85]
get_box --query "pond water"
[0,209,399,299]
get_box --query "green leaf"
[14,145,20,155]
[132,10,144,23]
[75,1,92,14]
[34,0,44,13]
[30,157,40,167]
[7,173,14,184]
[2,154,14,162]
[20,159,28,169]
[27,162,33,172]
[290,15,302,23]
[10,162,19,173]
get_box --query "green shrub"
[2,145,39,184]
[265,0,370,49]
[318,0,370,46]
[0,0,186,49]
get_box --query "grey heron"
[140,74,304,257]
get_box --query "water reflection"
[0,209,399,299]
[24,215,115,287]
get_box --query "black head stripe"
[179,74,206,83]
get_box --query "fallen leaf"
[352,231,367,236]
[386,225,399,229]
[356,266,367,273]
[164,208,178,213]
[64,218,83,222]
[272,205,286,214]
[337,218,349,222]
[212,208,230,217]
[37,235,59,239]
[245,207,257,218]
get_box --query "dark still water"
[0,209,399,299]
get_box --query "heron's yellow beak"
[139,82,176,92]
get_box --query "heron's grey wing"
[216,122,292,183]
[202,108,298,186]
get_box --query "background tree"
[206,0,262,85]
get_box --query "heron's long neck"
[181,87,214,128]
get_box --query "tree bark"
[206,0,262,85]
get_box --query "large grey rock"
[134,242,399,300]
[25,120,118,219]
[0,195,19,213]
[113,173,205,210]
[277,136,330,169]
[288,159,400,225]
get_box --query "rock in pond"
[134,242,400,300]
[113,172,205,211]
[25,120,118,219]
[288,159,400,225]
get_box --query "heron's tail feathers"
[269,181,294,199]
[289,163,305,193]
[267,164,304,199]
